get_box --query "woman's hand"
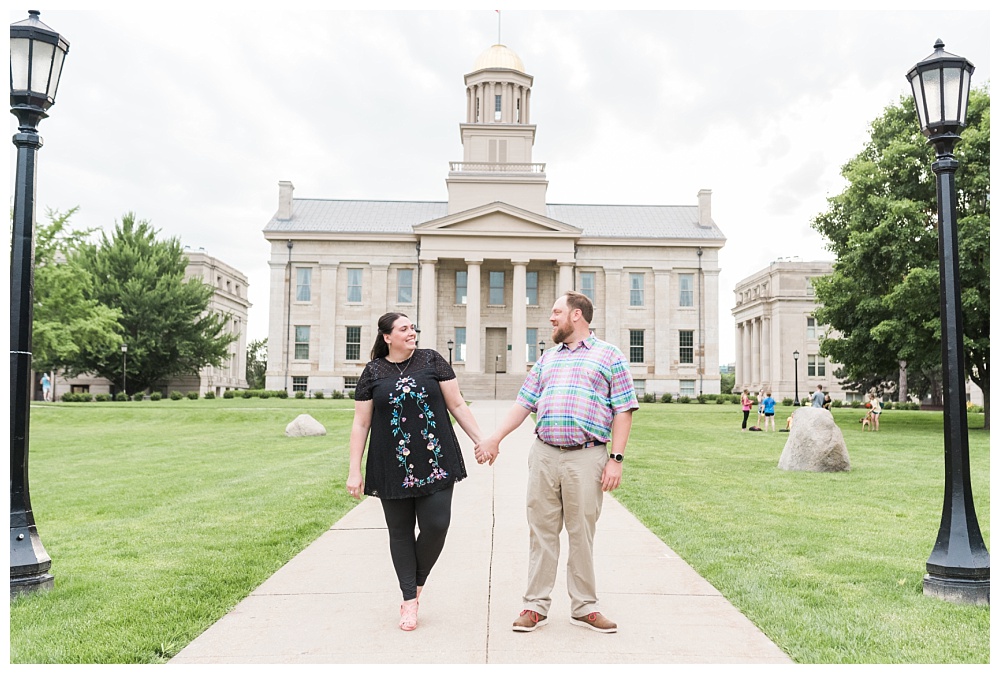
[346,471,364,499]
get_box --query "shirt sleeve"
[429,349,456,382]
[607,348,639,415]
[515,361,543,412]
[354,362,376,402]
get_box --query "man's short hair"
[564,290,594,323]
[817,385,823,390]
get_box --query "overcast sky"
[8,7,991,364]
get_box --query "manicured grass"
[10,399,990,663]
[11,399,358,664]
[616,403,990,664]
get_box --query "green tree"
[246,338,268,390]
[811,87,989,427]
[720,371,735,394]
[68,212,236,394]
[31,207,123,375]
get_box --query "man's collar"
[557,331,596,351]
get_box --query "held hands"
[346,471,364,500]
[474,437,500,466]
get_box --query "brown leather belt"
[541,440,605,451]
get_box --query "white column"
[734,321,743,392]
[512,260,528,369]
[751,318,761,387]
[604,267,622,347]
[465,259,482,373]
[371,264,389,321]
[419,259,438,352]
[761,316,771,388]
[319,263,338,373]
[558,261,575,296]
[266,261,288,390]
[654,270,671,376]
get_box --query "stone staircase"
[453,372,527,400]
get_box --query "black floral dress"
[355,349,468,499]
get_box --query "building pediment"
[414,202,580,238]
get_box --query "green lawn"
[9,399,990,663]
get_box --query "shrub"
[132,392,145,401]
[170,391,184,400]
[259,391,271,399]
[312,391,324,399]
[295,391,305,399]
[716,396,725,404]
[348,390,355,399]
[660,393,672,403]
[781,397,793,406]
[186,391,199,400]
[203,391,215,399]
[642,393,656,403]
[331,390,344,400]
[678,395,691,404]
[223,390,235,399]
[801,398,811,407]
[832,399,843,408]
[78,393,93,402]
[60,392,77,402]
[242,390,254,399]
[850,400,862,408]
[150,392,162,401]
[274,390,288,399]
[696,394,707,404]
[95,393,112,402]
[115,392,129,402]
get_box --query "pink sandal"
[399,600,418,631]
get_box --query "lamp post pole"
[10,10,70,596]
[907,40,989,605]
[121,344,128,396]
[447,339,454,366]
[539,340,545,357]
[793,350,800,406]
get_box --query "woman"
[740,389,752,431]
[762,391,776,431]
[868,393,882,431]
[346,312,484,631]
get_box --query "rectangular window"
[495,93,502,121]
[294,325,310,360]
[633,379,646,397]
[679,330,694,364]
[580,272,596,303]
[347,268,363,303]
[456,271,468,305]
[397,268,414,304]
[526,271,538,306]
[346,326,361,361]
[454,327,467,363]
[527,328,538,362]
[295,267,311,302]
[679,273,694,307]
[489,271,505,305]
[629,330,645,364]
[292,376,308,392]
[629,272,645,307]
[808,354,826,377]
[344,376,359,391]
[680,380,696,397]
[806,276,815,296]
[807,317,817,340]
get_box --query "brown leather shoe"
[512,609,547,632]
[570,611,617,633]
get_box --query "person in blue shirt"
[762,391,777,431]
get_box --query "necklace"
[386,354,413,377]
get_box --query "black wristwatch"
[609,453,624,463]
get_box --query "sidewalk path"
[171,400,791,664]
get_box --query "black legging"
[742,410,750,429]
[379,485,454,601]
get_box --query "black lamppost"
[538,340,545,356]
[446,339,454,366]
[121,344,128,396]
[907,39,989,605]
[10,10,70,596]
[792,350,800,406]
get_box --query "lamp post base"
[923,573,990,605]
[11,572,54,598]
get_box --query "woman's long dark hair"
[370,312,409,361]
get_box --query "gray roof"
[264,199,726,241]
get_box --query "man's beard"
[551,323,572,344]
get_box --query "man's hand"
[476,437,501,465]
[601,459,622,492]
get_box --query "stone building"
[263,44,726,399]
[732,259,849,402]
[52,249,250,398]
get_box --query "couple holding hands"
[346,291,638,633]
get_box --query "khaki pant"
[523,438,607,617]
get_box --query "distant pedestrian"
[40,372,51,402]
[868,393,882,431]
[811,385,825,408]
[740,389,752,431]
[346,311,485,632]
[762,391,776,431]
[756,389,766,428]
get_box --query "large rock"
[778,406,850,472]
[285,414,327,437]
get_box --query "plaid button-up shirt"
[516,332,638,447]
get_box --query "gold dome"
[472,44,525,73]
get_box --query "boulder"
[778,406,850,472]
[285,414,327,437]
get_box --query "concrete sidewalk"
[171,400,791,664]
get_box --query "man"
[812,384,825,408]
[476,291,638,634]
[40,372,51,402]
